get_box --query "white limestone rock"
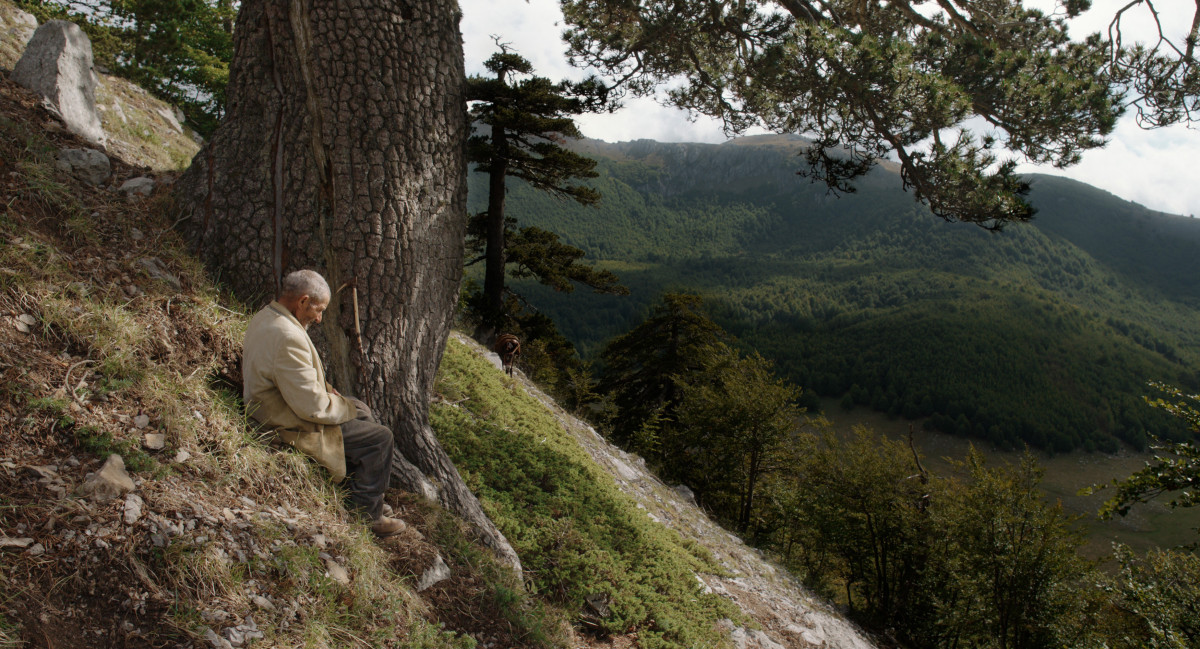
[11,20,106,146]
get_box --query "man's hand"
[346,396,372,421]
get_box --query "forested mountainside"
[469,135,1200,453]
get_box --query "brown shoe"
[370,515,406,538]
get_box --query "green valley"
[469,135,1200,454]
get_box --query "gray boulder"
[11,20,106,146]
[119,176,156,196]
[55,148,110,185]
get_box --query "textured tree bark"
[172,0,521,576]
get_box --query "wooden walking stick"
[337,276,370,407]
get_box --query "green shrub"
[432,338,737,649]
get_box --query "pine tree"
[560,0,1123,227]
[599,293,731,451]
[172,0,521,575]
[466,46,625,340]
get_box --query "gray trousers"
[342,398,394,520]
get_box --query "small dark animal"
[493,334,521,377]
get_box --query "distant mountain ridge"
[468,135,1200,453]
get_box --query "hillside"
[0,13,875,649]
[470,137,1200,453]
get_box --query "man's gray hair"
[280,269,331,302]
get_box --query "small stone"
[17,314,36,326]
[75,454,135,502]
[173,450,190,463]
[27,543,45,556]
[417,554,451,592]
[123,493,144,524]
[22,465,58,480]
[250,595,274,612]
[130,227,144,240]
[119,177,155,196]
[133,414,150,428]
[137,257,181,290]
[142,433,165,450]
[201,610,230,624]
[674,484,698,505]
[203,627,233,649]
[221,627,244,647]
[323,558,350,586]
[309,533,327,549]
[239,616,262,642]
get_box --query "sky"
[459,0,1200,219]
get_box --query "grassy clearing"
[433,339,739,649]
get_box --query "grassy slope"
[432,337,739,649]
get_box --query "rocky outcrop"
[55,147,110,185]
[11,20,106,146]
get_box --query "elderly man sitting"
[242,269,404,537]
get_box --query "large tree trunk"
[172,0,521,576]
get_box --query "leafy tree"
[466,46,624,339]
[775,429,1095,648]
[1096,545,1200,649]
[1090,383,1200,523]
[673,351,802,532]
[560,0,1121,228]
[21,0,233,134]
[926,451,1090,649]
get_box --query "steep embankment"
[1,10,876,649]
[438,333,876,649]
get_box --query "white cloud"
[460,0,1200,217]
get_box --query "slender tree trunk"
[479,125,508,341]
[172,0,521,576]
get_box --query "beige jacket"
[242,301,356,481]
